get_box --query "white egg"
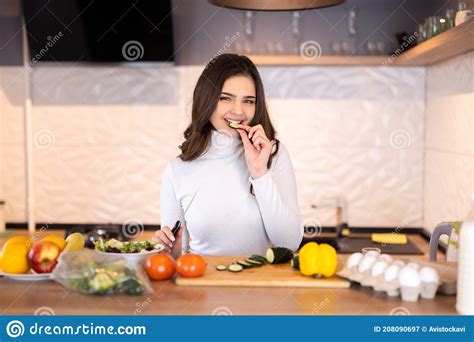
[378,254,393,263]
[371,260,389,277]
[398,266,421,287]
[358,254,377,273]
[346,252,363,269]
[407,262,420,270]
[419,266,440,283]
[384,264,401,282]
[364,250,380,257]
[392,260,405,268]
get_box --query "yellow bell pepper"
[298,242,338,278]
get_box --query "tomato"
[176,254,207,278]
[145,253,176,281]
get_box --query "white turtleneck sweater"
[160,130,304,256]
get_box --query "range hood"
[209,0,344,11]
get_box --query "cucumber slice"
[215,265,227,271]
[236,260,253,269]
[291,255,300,270]
[249,255,267,264]
[228,122,240,129]
[228,264,244,272]
[246,259,263,266]
[265,247,294,264]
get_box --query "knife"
[171,220,181,236]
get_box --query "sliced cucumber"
[291,255,300,270]
[215,265,227,271]
[228,122,241,129]
[236,260,253,269]
[246,259,263,266]
[228,264,244,273]
[265,247,294,264]
[249,255,267,264]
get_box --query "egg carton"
[337,251,440,302]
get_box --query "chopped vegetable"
[216,265,227,271]
[89,273,116,294]
[249,255,267,263]
[93,238,162,254]
[265,247,293,264]
[246,259,263,267]
[291,255,300,270]
[236,260,253,269]
[68,260,147,295]
[228,264,243,272]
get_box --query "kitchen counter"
[0,231,457,315]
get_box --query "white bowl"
[94,244,165,267]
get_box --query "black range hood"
[22,0,175,63]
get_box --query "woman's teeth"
[225,118,242,129]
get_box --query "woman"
[154,53,303,257]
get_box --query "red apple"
[28,241,61,273]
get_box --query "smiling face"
[209,75,256,137]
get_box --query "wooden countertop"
[0,231,457,315]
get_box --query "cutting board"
[175,255,350,288]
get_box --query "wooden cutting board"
[175,255,350,288]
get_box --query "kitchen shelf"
[248,19,473,67]
[247,54,389,66]
[394,18,474,66]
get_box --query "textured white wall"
[0,63,426,227]
[423,51,474,235]
[0,67,25,219]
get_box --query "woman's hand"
[237,124,272,179]
[153,226,183,259]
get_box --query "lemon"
[63,232,85,252]
[41,235,67,249]
[0,243,30,274]
[2,236,33,249]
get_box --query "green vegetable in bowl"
[93,238,162,254]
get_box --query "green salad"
[93,238,162,254]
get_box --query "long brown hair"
[179,53,280,170]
